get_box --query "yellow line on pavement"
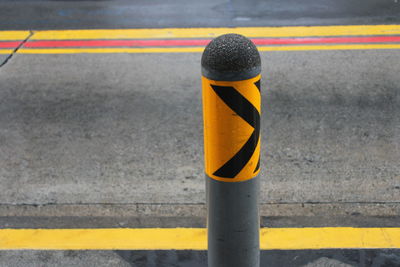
[0,31,31,41]
[262,228,400,250]
[29,25,400,40]
[1,228,399,250]
[0,228,205,250]
[0,49,14,54]
[17,47,205,54]
[257,44,400,51]
[16,44,400,54]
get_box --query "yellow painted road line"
[17,47,205,54]
[0,228,206,250]
[0,31,31,41]
[262,228,400,250]
[17,44,400,54]
[0,49,14,54]
[257,44,400,51]
[1,228,400,250]
[30,25,400,40]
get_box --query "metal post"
[201,34,261,267]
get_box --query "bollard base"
[207,175,260,267]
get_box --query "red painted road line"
[0,41,22,48]
[25,39,209,48]
[23,36,400,48]
[253,36,400,45]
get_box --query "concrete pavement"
[0,54,9,66]
[0,51,399,214]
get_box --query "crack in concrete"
[0,30,33,68]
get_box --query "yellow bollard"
[201,33,262,267]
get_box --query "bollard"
[201,34,261,267]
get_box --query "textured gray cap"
[201,33,261,81]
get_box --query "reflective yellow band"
[202,75,261,182]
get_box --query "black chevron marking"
[254,157,260,173]
[255,80,261,92]
[211,82,260,178]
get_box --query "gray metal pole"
[201,34,261,267]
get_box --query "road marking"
[21,36,400,48]
[0,228,399,250]
[17,47,205,54]
[263,228,400,250]
[257,44,400,51]
[0,49,14,54]
[28,25,400,40]
[16,44,400,54]
[0,228,205,250]
[0,31,30,41]
[0,41,22,48]
[2,25,400,54]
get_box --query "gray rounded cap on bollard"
[201,33,261,81]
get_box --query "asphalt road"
[0,0,399,30]
[1,249,400,266]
